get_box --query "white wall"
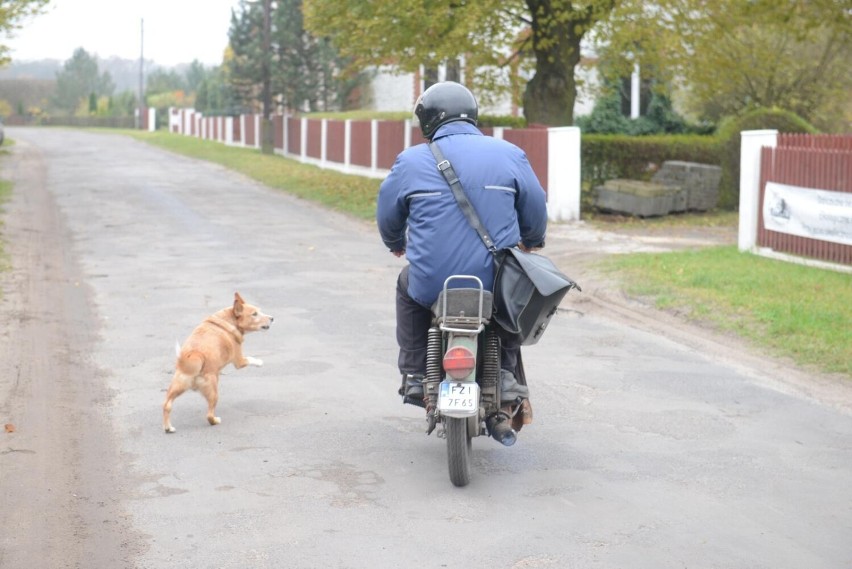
[366,63,600,120]
[738,130,778,251]
[368,67,416,112]
[573,64,600,118]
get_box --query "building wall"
[573,64,600,118]
[365,63,602,119]
[368,67,417,112]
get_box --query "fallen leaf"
[4,424,15,433]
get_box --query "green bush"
[576,88,709,136]
[581,133,723,189]
[478,114,527,128]
[300,111,527,129]
[715,107,817,209]
[576,90,633,134]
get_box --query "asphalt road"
[1,127,850,569]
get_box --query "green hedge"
[581,133,723,189]
[479,114,527,128]
[580,108,816,211]
[715,108,817,209]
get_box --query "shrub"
[576,88,703,136]
[715,108,817,209]
[581,134,723,190]
[575,90,633,134]
[478,114,527,128]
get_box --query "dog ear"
[233,292,244,316]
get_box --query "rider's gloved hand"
[518,241,544,253]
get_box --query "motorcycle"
[418,275,523,487]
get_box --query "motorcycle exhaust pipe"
[486,413,517,447]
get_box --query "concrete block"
[652,160,722,211]
[594,179,683,217]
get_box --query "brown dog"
[163,292,273,433]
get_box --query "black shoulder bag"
[429,141,580,345]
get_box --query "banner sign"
[763,182,852,246]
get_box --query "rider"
[376,81,548,427]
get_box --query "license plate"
[438,381,479,416]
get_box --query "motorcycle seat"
[432,288,493,324]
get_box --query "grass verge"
[0,178,9,266]
[0,142,14,275]
[122,129,850,378]
[600,246,851,376]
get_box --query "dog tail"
[174,341,203,376]
[176,350,205,376]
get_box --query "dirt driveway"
[2,128,851,569]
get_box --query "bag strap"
[429,141,498,256]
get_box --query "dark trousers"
[395,266,521,377]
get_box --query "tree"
[185,60,209,93]
[273,0,325,111]
[0,0,50,66]
[225,0,266,113]
[271,0,360,111]
[575,87,632,134]
[226,0,362,114]
[145,68,186,95]
[303,0,618,125]
[520,0,617,125]
[576,84,692,135]
[52,48,115,114]
[594,0,852,131]
[195,64,239,114]
[108,91,137,116]
[304,0,518,111]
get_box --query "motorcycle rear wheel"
[445,416,472,487]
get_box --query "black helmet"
[414,81,478,140]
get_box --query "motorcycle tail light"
[443,346,476,380]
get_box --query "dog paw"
[208,416,221,425]
[165,426,176,434]
[246,356,263,367]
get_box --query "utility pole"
[260,0,273,154]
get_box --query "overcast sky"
[6,0,241,66]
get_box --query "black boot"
[398,373,425,408]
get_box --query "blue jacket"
[377,121,548,308]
